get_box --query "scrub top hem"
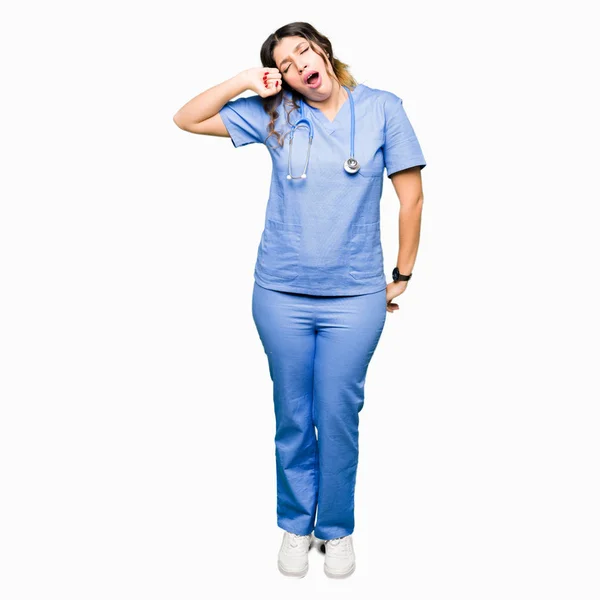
[253,273,387,297]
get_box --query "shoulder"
[358,83,403,109]
[240,90,297,116]
[229,92,268,110]
[220,93,264,121]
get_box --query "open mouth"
[305,71,321,88]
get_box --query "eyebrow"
[278,42,307,70]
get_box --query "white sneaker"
[323,535,356,578]
[277,531,313,577]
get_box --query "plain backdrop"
[1,1,599,598]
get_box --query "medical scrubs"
[219,83,426,296]
[219,83,426,539]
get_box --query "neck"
[304,80,348,110]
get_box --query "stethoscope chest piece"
[344,157,360,174]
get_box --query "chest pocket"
[256,218,302,283]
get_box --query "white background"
[1,1,599,598]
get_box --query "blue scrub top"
[219,83,426,296]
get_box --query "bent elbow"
[173,112,188,130]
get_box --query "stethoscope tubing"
[287,85,358,179]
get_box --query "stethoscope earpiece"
[287,85,359,180]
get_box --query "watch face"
[392,267,399,281]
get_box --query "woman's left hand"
[385,281,408,313]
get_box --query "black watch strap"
[392,267,412,282]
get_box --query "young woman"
[174,21,426,579]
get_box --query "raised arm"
[173,68,281,137]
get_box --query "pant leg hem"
[314,526,354,540]
[277,519,314,537]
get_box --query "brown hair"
[259,22,358,148]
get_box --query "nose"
[297,59,309,73]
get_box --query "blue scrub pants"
[252,281,387,540]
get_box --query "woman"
[173,22,426,579]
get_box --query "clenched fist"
[243,67,283,98]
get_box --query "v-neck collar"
[303,84,362,134]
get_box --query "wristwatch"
[392,267,412,282]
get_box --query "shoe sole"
[324,562,356,579]
[278,561,308,578]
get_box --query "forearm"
[395,197,423,274]
[173,71,250,127]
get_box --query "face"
[272,35,335,100]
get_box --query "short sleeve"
[382,93,426,177]
[219,94,270,148]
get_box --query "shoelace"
[326,536,351,555]
[287,532,310,548]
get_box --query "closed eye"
[284,48,308,74]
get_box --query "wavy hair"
[258,22,358,149]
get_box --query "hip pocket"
[256,218,302,283]
[348,221,384,281]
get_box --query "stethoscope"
[286,84,360,180]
